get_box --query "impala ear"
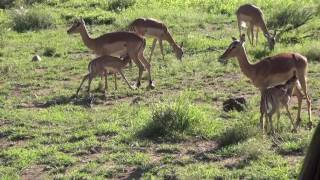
[180,42,184,48]
[232,37,237,41]
[80,17,84,23]
[240,34,246,43]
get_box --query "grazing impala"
[76,55,134,98]
[67,18,154,88]
[236,4,276,50]
[128,18,184,62]
[219,34,312,131]
[260,75,297,134]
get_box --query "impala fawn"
[260,75,297,134]
[76,55,134,98]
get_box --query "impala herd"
[67,4,312,134]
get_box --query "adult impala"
[67,18,154,88]
[219,34,312,131]
[236,4,276,50]
[128,18,184,62]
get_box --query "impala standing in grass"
[236,4,276,50]
[67,18,154,89]
[76,55,134,98]
[219,34,312,131]
[128,18,184,62]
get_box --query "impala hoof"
[307,122,313,130]
[130,86,136,90]
[148,80,155,89]
[134,81,141,88]
[291,128,297,133]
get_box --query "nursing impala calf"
[260,75,297,134]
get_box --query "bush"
[138,99,203,139]
[217,121,259,147]
[0,26,5,48]
[304,45,320,62]
[107,0,136,12]
[43,47,56,57]
[82,16,115,25]
[11,8,56,32]
[0,0,15,9]
[268,5,315,33]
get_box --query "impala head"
[174,42,184,61]
[265,30,277,50]
[67,18,85,34]
[219,34,246,64]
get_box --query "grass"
[0,0,319,179]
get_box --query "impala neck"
[236,46,254,79]
[260,20,271,38]
[164,31,180,51]
[79,24,96,50]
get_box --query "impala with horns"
[236,4,276,50]
[219,34,312,131]
[67,18,154,89]
[128,18,184,62]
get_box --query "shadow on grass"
[32,95,94,108]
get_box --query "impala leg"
[159,39,165,60]
[104,73,108,98]
[276,110,281,132]
[76,74,89,97]
[297,73,312,129]
[138,52,154,88]
[247,23,252,45]
[260,112,265,133]
[87,75,93,98]
[268,114,275,135]
[114,73,117,90]
[285,104,295,130]
[293,86,303,131]
[250,24,254,46]
[237,17,242,38]
[119,70,134,90]
[149,38,157,62]
[264,114,269,133]
[256,28,259,46]
[129,54,143,88]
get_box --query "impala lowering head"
[219,34,246,64]
[67,18,85,34]
[265,30,277,50]
[175,42,184,61]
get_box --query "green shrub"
[217,121,259,147]
[82,16,115,25]
[43,47,56,57]
[304,45,320,62]
[24,0,48,5]
[138,99,203,139]
[11,8,56,32]
[0,26,5,48]
[0,0,15,9]
[268,5,315,33]
[107,0,136,12]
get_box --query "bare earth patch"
[21,165,48,180]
